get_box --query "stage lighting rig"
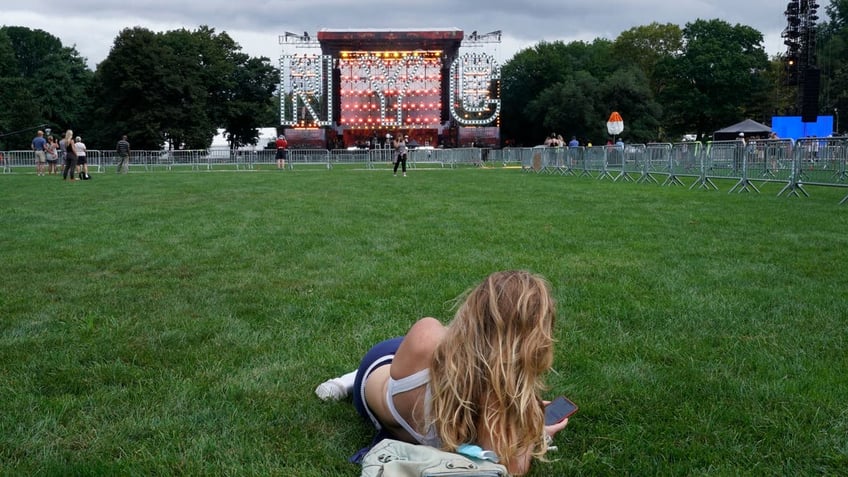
[782,0,821,121]
[463,30,502,44]
[279,31,319,48]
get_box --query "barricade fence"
[3,141,846,202]
[518,139,847,203]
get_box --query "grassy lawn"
[1,167,846,476]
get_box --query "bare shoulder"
[407,317,446,345]
[391,317,447,377]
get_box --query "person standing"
[32,130,47,176]
[75,136,89,179]
[57,134,67,176]
[61,130,78,181]
[116,135,131,173]
[44,135,59,175]
[275,134,288,169]
[393,134,408,177]
[734,132,746,174]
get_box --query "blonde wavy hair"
[429,270,556,468]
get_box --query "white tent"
[210,128,278,149]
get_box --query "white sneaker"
[315,379,348,401]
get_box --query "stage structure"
[782,0,820,122]
[278,28,502,148]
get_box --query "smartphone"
[544,396,578,425]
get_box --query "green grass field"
[1,167,846,476]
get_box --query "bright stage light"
[282,50,499,129]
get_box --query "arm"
[477,419,533,475]
[390,317,445,379]
[478,402,571,476]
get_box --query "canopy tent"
[713,119,772,141]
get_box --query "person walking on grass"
[315,270,569,476]
[116,135,131,173]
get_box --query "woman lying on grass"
[316,270,569,475]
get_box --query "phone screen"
[544,396,578,425]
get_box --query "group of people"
[543,133,566,147]
[30,129,88,180]
[544,133,582,148]
[31,130,132,179]
[315,270,570,475]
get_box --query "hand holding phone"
[544,396,578,425]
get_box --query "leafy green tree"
[0,26,91,149]
[612,23,683,97]
[91,25,278,150]
[656,19,770,140]
[221,55,279,148]
[0,29,22,148]
[158,26,235,149]
[598,66,663,142]
[525,71,603,143]
[501,39,616,146]
[503,37,663,145]
[89,27,177,149]
[501,42,572,146]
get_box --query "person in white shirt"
[75,136,90,180]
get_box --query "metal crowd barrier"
[2,141,847,203]
[665,142,701,186]
[502,138,847,203]
[487,148,525,167]
[642,143,670,184]
[409,148,446,168]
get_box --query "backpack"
[360,439,508,477]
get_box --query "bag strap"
[350,428,392,464]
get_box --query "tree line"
[0,25,278,151]
[503,1,848,146]
[2,2,848,150]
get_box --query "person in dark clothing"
[61,130,78,181]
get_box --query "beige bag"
[360,439,508,477]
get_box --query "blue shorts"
[353,337,403,428]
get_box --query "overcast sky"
[3,0,801,69]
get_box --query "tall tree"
[598,66,663,142]
[221,55,279,148]
[0,29,22,148]
[91,25,278,150]
[0,26,91,149]
[501,39,616,146]
[656,19,770,140]
[612,23,683,97]
[89,27,178,149]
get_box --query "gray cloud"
[3,0,798,68]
